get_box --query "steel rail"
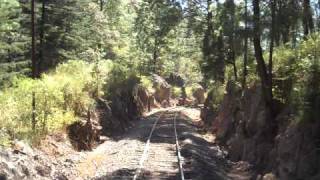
[133,110,166,180]
[133,107,185,180]
[174,112,185,180]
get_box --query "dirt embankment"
[201,81,320,180]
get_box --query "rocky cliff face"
[201,81,320,180]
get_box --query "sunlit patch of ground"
[179,107,216,142]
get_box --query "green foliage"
[0,0,30,82]
[233,32,320,123]
[172,87,182,98]
[207,82,226,110]
[103,62,131,97]
[161,21,203,85]
[0,60,113,145]
[140,75,153,92]
[134,0,183,73]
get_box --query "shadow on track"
[90,108,255,180]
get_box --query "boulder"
[212,81,241,141]
[262,173,277,180]
[12,140,34,156]
[193,85,206,105]
[152,74,171,105]
[135,85,150,111]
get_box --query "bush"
[207,82,226,110]
[140,75,153,92]
[185,83,202,98]
[0,60,113,145]
[270,33,320,110]
[172,86,182,98]
[237,33,320,123]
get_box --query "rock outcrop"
[201,81,320,180]
[152,74,171,106]
[192,85,206,105]
[1,145,36,180]
[0,142,56,180]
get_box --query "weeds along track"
[132,108,185,180]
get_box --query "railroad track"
[93,108,252,180]
[133,109,185,180]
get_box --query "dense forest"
[1,0,320,179]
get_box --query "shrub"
[140,75,153,92]
[172,86,182,98]
[207,82,226,110]
[185,83,203,98]
[0,60,113,145]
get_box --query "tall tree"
[201,0,225,83]
[100,0,104,11]
[318,0,320,29]
[275,0,300,44]
[202,0,214,81]
[303,0,314,36]
[134,0,182,74]
[38,0,46,73]
[31,0,37,130]
[242,0,248,89]
[0,0,31,81]
[220,0,238,80]
[252,0,273,111]
[268,0,276,94]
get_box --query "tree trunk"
[31,0,37,78]
[268,0,275,97]
[152,36,159,74]
[275,1,282,45]
[318,0,320,30]
[39,0,46,73]
[232,57,238,81]
[253,0,273,110]
[203,0,213,52]
[230,0,237,81]
[242,0,248,89]
[303,0,314,36]
[31,0,37,131]
[100,0,104,11]
[207,0,213,32]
